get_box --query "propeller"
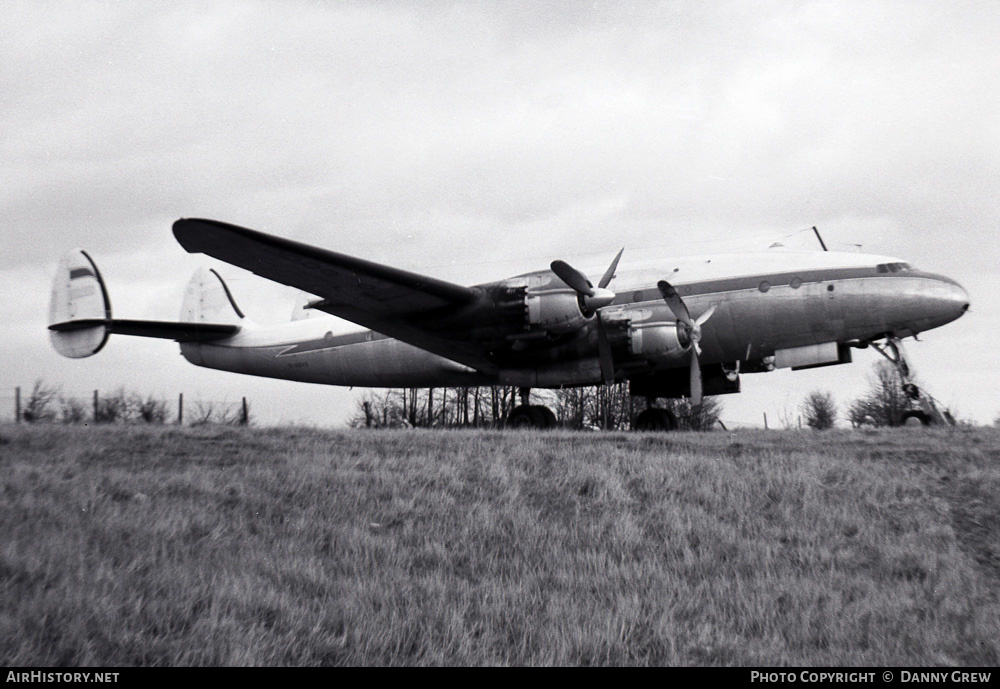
[550,249,622,313]
[550,248,624,383]
[657,280,717,407]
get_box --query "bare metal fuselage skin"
[179,250,969,390]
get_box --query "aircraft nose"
[933,275,970,324]
[945,277,969,315]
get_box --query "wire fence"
[1,385,772,431]
[1,386,251,427]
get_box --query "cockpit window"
[876,264,888,273]
[877,262,912,273]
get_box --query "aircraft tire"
[634,408,676,432]
[901,410,931,426]
[532,405,558,429]
[508,405,540,429]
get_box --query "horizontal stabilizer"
[49,250,244,359]
[49,318,239,342]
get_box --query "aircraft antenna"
[811,226,828,251]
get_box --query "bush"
[847,362,910,428]
[22,381,58,423]
[802,391,837,430]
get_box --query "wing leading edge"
[173,219,477,314]
[171,218,498,373]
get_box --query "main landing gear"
[633,397,678,431]
[506,387,558,429]
[871,336,955,426]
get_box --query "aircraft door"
[804,280,845,341]
[822,281,845,338]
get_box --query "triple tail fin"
[181,267,246,325]
[48,250,112,358]
[48,250,243,359]
[290,290,320,322]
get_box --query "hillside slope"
[1,424,998,666]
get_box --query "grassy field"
[1,423,998,666]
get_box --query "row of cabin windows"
[632,263,914,301]
[876,262,911,273]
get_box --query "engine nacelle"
[628,321,688,359]
[525,289,591,334]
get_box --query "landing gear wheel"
[507,406,536,428]
[901,410,931,427]
[507,405,557,429]
[634,408,677,432]
[534,405,557,429]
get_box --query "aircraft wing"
[172,218,497,372]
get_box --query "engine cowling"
[525,289,591,334]
[628,321,689,359]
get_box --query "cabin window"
[758,280,771,293]
[827,284,835,292]
[790,277,802,289]
[632,290,643,302]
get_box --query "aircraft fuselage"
[179,250,969,391]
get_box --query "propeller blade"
[657,280,693,326]
[695,303,717,326]
[596,314,615,384]
[690,349,703,407]
[551,260,595,297]
[598,248,625,289]
[656,279,713,408]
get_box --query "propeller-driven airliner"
[49,218,969,429]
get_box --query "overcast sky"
[3,1,998,427]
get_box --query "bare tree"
[802,390,837,430]
[218,398,251,426]
[58,395,88,424]
[22,380,59,423]
[847,362,910,427]
[93,388,131,424]
[190,401,216,426]
[132,393,169,424]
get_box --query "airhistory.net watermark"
[6,673,119,683]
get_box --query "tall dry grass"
[0,424,997,666]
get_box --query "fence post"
[93,390,99,422]
[241,397,248,426]
[763,411,769,430]
[15,386,21,423]
[177,393,183,426]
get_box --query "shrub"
[802,391,837,430]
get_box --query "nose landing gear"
[871,337,955,426]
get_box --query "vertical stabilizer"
[290,290,319,321]
[48,249,111,358]
[181,268,245,324]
